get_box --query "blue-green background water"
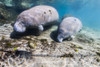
[0,0,100,31]
[47,0,100,31]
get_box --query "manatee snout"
[14,21,26,33]
[57,29,70,42]
[57,34,64,43]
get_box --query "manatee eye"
[49,10,52,14]
[44,12,46,14]
[49,10,51,12]
[74,19,76,21]
[73,19,77,23]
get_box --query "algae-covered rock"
[0,7,11,20]
[12,0,36,10]
[3,0,13,7]
[28,41,37,48]
[0,0,50,10]
[0,2,18,24]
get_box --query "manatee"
[57,17,82,42]
[14,5,59,33]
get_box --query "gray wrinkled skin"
[14,5,59,33]
[57,17,82,42]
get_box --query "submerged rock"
[0,3,18,25]
[12,0,35,10]
[3,0,13,7]
[0,0,35,9]
[0,0,56,10]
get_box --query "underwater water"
[48,0,100,31]
[1,0,100,67]
[0,0,100,31]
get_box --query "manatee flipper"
[37,25,44,35]
[38,25,44,31]
[14,22,26,33]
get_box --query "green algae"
[74,49,78,52]
[40,39,48,44]
[28,41,37,48]
[1,36,5,41]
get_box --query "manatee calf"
[57,17,82,42]
[14,5,59,33]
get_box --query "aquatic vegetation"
[13,47,17,51]
[12,0,35,9]
[74,49,78,52]
[28,41,37,48]
[36,0,55,5]
[3,0,13,7]
[0,4,10,21]
[0,24,100,67]
[97,43,100,45]
[0,3,18,25]
[96,58,100,62]
[96,52,100,56]
[76,33,94,44]
[1,36,5,41]
[40,39,48,44]
[6,42,12,47]
[70,43,83,49]
[60,53,74,57]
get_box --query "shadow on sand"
[10,24,55,39]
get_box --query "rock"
[0,3,17,25]
[12,0,34,10]
[3,0,13,7]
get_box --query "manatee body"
[57,17,82,42]
[14,5,59,33]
